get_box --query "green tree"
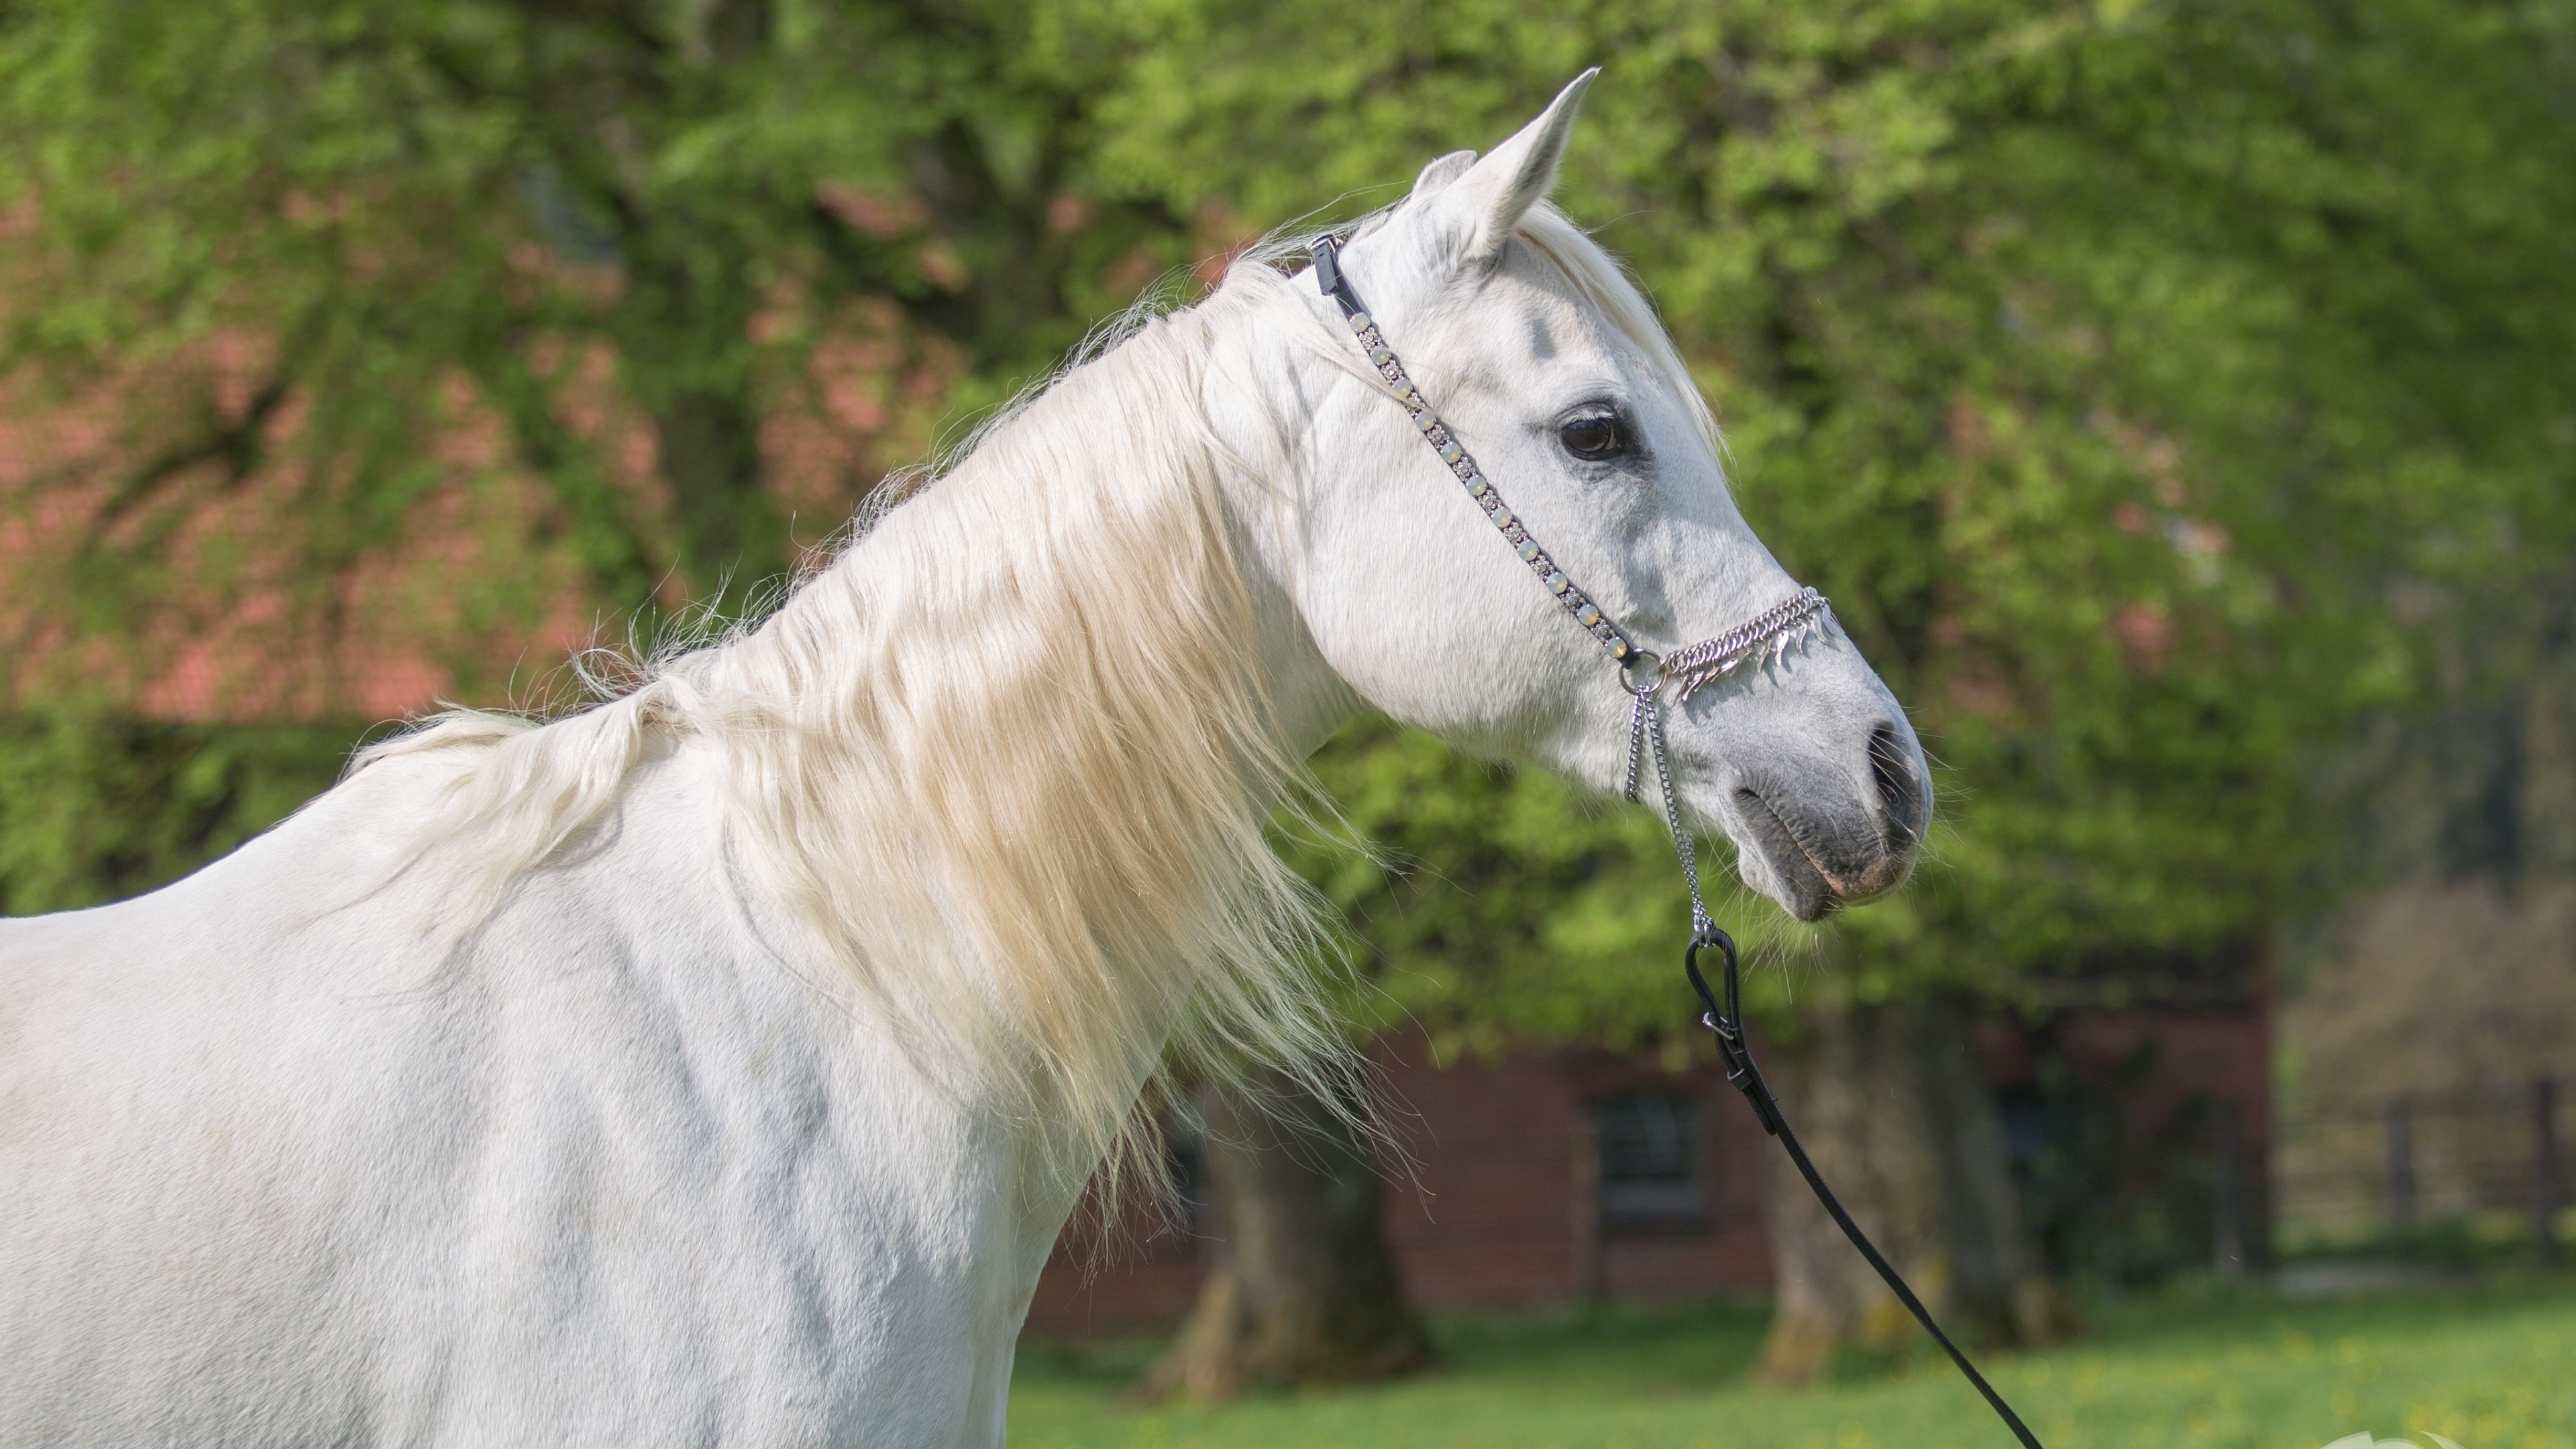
[0,0,1197,702]
[5,0,2571,1399]
[0,714,356,914]
[1079,0,2576,1382]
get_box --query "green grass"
[1009,1276,2576,1449]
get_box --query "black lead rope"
[1689,928,2047,1449]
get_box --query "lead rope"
[1310,233,2045,1449]
[1686,931,2046,1449]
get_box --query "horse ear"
[1418,69,1597,271]
[1411,150,1478,200]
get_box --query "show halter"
[1309,233,2045,1449]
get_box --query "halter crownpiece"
[1308,230,2045,1449]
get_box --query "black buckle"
[1308,234,1341,295]
[1685,928,1784,1137]
[1308,233,1364,318]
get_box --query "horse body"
[2,743,1049,1445]
[1,76,1929,1444]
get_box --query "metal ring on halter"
[1619,651,1663,700]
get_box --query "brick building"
[1026,989,2269,1337]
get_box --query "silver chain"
[1627,683,1715,938]
[1660,587,1831,703]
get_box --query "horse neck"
[692,295,1352,1179]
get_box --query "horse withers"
[0,75,1923,1446]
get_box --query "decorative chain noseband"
[1661,586,1832,703]
[1306,231,2047,1449]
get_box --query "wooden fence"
[2272,1076,2566,1258]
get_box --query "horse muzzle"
[1727,721,1927,921]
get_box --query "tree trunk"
[610,210,782,615]
[1142,1067,1436,1399]
[1754,990,2072,1386]
[653,381,781,609]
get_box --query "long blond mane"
[350,204,1689,1187]
[356,257,1366,1189]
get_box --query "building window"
[1595,1091,1708,1234]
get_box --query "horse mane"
[354,253,1358,1190]
[350,203,1694,1188]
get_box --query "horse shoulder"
[0,739,1037,1444]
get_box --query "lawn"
[1008,1276,2576,1449]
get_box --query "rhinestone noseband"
[1306,233,1833,934]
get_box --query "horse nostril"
[1868,724,1919,839]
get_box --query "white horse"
[0,76,1923,1446]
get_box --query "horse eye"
[1558,414,1628,462]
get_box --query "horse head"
[1255,73,1927,921]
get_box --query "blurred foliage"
[0,714,356,914]
[4,0,2574,1055]
[1286,716,1727,1055]
[0,0,1204,653]
[1185,0,2576,1046]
